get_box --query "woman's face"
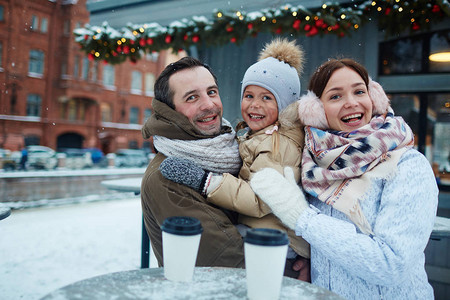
[241,85,278,131]
[320,67,372,132]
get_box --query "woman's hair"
[308,58,369,98]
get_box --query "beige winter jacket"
[208,103,310,258]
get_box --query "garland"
[74,0,450,65]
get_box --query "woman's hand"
[250,167,309,230]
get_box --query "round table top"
[0,203,11,220]
[41,267,344,300]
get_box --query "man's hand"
[250,167,309,230]
[293,257,311,282]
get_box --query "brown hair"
[308,58,369,98]
[154,57,218,109]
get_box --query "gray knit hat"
[241,38,304,112]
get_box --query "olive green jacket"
[141,99,244,268]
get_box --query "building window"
[103,65,115,87]
[145,73,155,96]
[90,61,98,81]
[131,71,142,94]
[0,6,4,22]
[61,62,68,78]
[63,20,70,35]
[40,17,48,33]
[26,94,42,117]
[100,102,112,122]
[144,108,152,123]
[429,31,450,73]
[67,99,77,121]
[389,93,450,179]
[81,57,89,80]
[380,29,450,75]
[29,50,44,75]
[73,55,79,78]
[129,107,139,124]
[30,15,39,31]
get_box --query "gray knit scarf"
[153,119,242,175]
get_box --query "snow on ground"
[0,196,145,300]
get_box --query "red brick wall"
[0,0,166,153]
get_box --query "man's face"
[170,66,223,135]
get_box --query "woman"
[250,58,438,299]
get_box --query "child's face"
[241,85,278,132]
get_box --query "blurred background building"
[0,0,172,155]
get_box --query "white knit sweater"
[295,149,438,300]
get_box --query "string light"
[272,19,277,24]
[399,7,403,12]
[340,14,346,19]
[236,11,241,17]
[261,16,266,21]
[292,11,297,17]
[322,4,327,9]
[305,16,311,21]
[117,40,122,45]
[217,12,223,18]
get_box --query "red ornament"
[226,26,233,32]
[331,24,339,31]
[412,22,420,31]
[146,38,153,45]
[192,35,200,43]
[123,45,130,54]
[230,37,237,43]
[112,51,118,57]
[339,32,345,38]
[130,40,135,45]
[139,39,146,47]
[103,60,108,65]
[178,48,184,52]
[183,34,188,41]
[88,53,95,61]
[247,23,254,30]
[165,35,172,43]
[275,27,282,34]
[432,5,440,13]
[293,19,301,30]
[384,7,391,15]
[315,19,327,29]
[84,35,89,40]
[304,24,311,31]
[116,45,122,52]
[306,26,319,37]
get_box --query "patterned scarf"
[301,110,414,234]
[153,119,242,175]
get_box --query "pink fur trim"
[368,79,390,115]
[297,91,329,129]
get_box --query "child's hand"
[250,167,309,230]
[159,157,211,196]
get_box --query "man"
[141,56,310,280]
[141,57,245,268]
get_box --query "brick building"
[0,0,168,154]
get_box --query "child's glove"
[250,167,309,230]
[159,157,222,196]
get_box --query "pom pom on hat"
[241,38,304,112]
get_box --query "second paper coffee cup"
[244,228,289,300]
[161,216,203,282]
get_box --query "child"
[160,38,310,269]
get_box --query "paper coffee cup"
[244,228,289,300]
[161,216,203,282]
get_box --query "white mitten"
[250,167,309,230]
[206,174,223,195]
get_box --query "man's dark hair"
[154,57,218,109]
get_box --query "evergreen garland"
[74,0,450,65]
